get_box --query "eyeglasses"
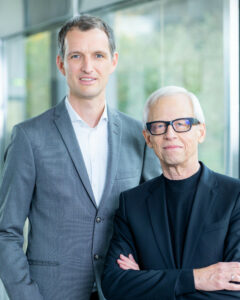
[146,118,200,135]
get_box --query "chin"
[76,92,99,100]
[164,157,185,167]
[162,154,181,162]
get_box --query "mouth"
[79,77,97,85]
[163,145,182,150]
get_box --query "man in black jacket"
[102,86,240,300]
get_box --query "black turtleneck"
[164,166,201,268]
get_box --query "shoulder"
[13,101,65,135]
[9,102,65,148]
[122,176,161,199]
[15,110,54,134]
[202,163,240,195]
[108,106,143,130]
[203,162,240,185]
[117,110,142,125]
[108,108,145,151]
[118,176,162,216]
[213,170,240,190]
[16,106,56,130]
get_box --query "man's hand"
[117,256,240,292]
[194,262,240,291]
[117,254,140,270]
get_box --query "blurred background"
[0,0,239,298]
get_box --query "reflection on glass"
[26,32,51,118]
[4,32,52,144]
[104,0,225,173]
[5,36,26,145]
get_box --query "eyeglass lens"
[150,119,192,135]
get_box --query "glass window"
[3,31,55,147]
[1,0,236,176]
[103,0,225,173]
[4,36,26,145]
[26,32,52,118]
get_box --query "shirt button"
[94,254,100,260]
[96,217,102,223]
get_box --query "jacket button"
[96,217,101,223]
[94,254,100,260]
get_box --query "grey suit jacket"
[0,100,160,300]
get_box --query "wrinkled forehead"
[148,93,194,121]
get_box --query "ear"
[56,55,66,76]
[198,123,206,144]
[109,51,118,74]
[143,129,153,148]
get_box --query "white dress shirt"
[65,97,108,207]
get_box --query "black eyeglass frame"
[146,117,200,136]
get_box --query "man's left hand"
[117,254,140,270]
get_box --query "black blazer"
[102,163,240,299]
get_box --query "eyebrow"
[67,51,80,57]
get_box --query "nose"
[81,56,93,73]
[164,124,177,139]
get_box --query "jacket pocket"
[28,259,59,266]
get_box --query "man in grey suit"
[0,15,160,300]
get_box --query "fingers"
[214,262,240,284]
[216,262,240,270]
[230,274,240,284]
[117,259,138,270]
[128,254,136,263]
[225,282,240,291]
[117,254,140,271]
[194,262,240,291]
[117,261,132,270]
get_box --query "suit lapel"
[147,177,175,268]
[99,107,121,209]
[182,164,218,267]
[53,100,96,206]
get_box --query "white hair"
[143,86,205,128]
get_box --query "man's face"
[56,28,118,101]
[143,93,206,170]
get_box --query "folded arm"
[102,194,195,300]
[102,193,240,300]
[118,255,240,290]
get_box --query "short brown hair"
[58,14,116,59]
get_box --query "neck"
[162,161,200,180]
[68,94,105,128]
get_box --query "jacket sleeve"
[101,193,195,300]
[102,191,240,300]
[209,193,240,299]
[186,191,240,299]
[0,125,43,300]
[224,192,240,262]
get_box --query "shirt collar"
[65,97,108,125]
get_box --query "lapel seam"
[98,110,122,209]
[182,166,218,267]
[53,106,97,207]
[146,179,176,267]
